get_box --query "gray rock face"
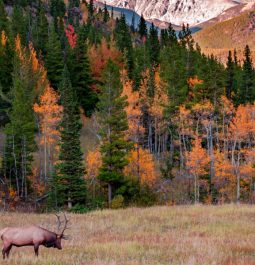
[96,0,249,26]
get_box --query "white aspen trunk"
[12,133,19,197]
[179,132,184,172]
[236,141,241,204]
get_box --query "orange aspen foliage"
[188,76,204,87]
[187,76,203,100]
[33,85,63,180]
[186,136,210,202]
[121,75,144,141]
[29,43,39,72]
[178,105,193,137]
[34,85,63,146]
[1,31,7,46]
[15,34,24,61]
[28,167,46,197]
[85,148,102,199]
[149,70,168,118]
[230,104,255,139]
[214,150,236,202]
[124,145,158,187]
[85,148,102,181]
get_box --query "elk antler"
[54,214,62,232]
[60,213,70,239]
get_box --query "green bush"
[111,195,124,209]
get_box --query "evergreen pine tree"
[88,0,94,22]
[33,0,49,56]
[238,45,255,104]
[97,60,131,206]
[0,0,8,33]
[147,23,160,65]
[69,34,98,116]
[226,51,235,99]
[168,23,177,45]
[178,24,194,49]
[51,66,86,209]
[50,0,66,18]
[45,26,64,90]
[0,33,13,126]
[103,2,110,23]
[114,14,134,79]
[138,14,147,38]
[11,5,26,44]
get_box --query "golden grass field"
[1,205,255,265]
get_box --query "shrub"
[111,195,124,209]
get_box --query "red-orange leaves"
[65,24,77,49]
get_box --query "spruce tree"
[97,60,131,206]
[11,5,26,44]
[226,51,234,99]
[147,23,160,65]
[114,14,134,79]
[103,2,110,23]
[168,23,177,45]
[45,26,64,90]
[178,24,194,49]
[69,34,97,116]
[138,14,147,38]
[50,0,66,19]
[0,0,8,33]
[33,0,49,56]
[238,45,255,104]
[0,33,13,126]
[52,66,86,209]
[88,0,94,22]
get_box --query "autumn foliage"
[65,24,77,49]
[89,38,122,83]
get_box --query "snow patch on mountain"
[96,0,245,26]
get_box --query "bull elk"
[0,213,69,259]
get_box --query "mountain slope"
[96,0,240,26]
[193,8,255,63]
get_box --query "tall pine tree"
[51,66,86,209]
[138,14,147,38]
[97,60,131,206]
[45,26,64,90]
[69,33,97,116]
[238,45,255,104]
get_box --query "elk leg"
[2,248,5,260]
[5,245,12,258]
[34,244,39,257]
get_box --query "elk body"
[0,214,69,259]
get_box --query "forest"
[0,0,255,211]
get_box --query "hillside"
[193,9,255,63]
[1,205,255,264]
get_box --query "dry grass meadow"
[1,205,255,265]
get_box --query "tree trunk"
[108,183,112,207]
[68,192,72,209]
